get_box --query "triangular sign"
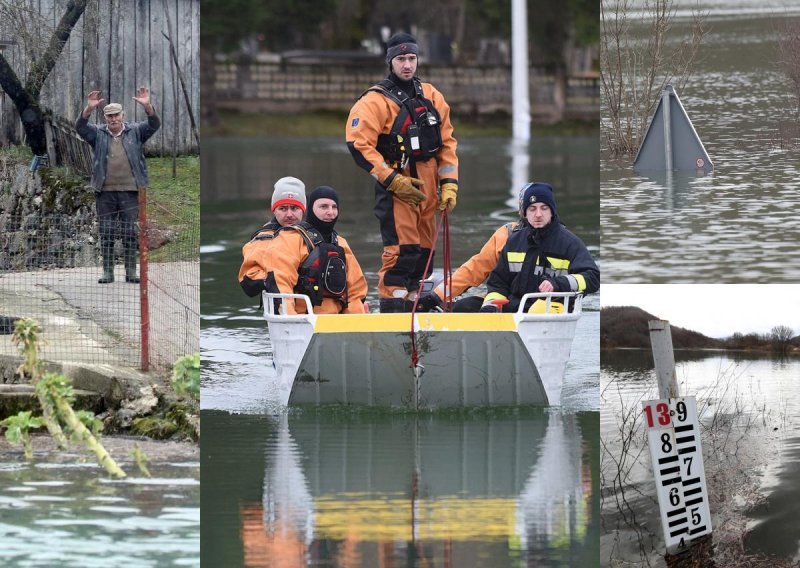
[634,85,713,174]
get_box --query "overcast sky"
[602,284,800,338]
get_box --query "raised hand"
[132,86,151,107]
[86,90,105,110]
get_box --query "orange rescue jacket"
[262,229,368,315]
[436,222,520,300]
[346,80,458,187]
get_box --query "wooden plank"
[121,0,136,119]
[109,0,126,111]
[82,0,103,100]
[189,0,199,152]
[177,0,194,152]
[135,0,151,112]
[149,0,166,154]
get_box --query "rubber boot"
[98,255,114,284]
[379,298,406,313]
[124,253,140,283]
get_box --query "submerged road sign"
[634,85,713,174]
[643,396,712,554]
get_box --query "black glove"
[417,292,444,312]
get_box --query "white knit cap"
[271,177,306,212]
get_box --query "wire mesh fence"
[0,205,199,372]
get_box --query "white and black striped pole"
[643,320,712,557]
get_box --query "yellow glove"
[439,182,458,212]
[387,174,426,206]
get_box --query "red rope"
[409,209,452,369]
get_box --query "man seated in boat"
[239,176,307,297]
[262,186,369,315]
[478,182,599,313]
[416,217,522,313]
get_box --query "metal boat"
[263,291,582,408]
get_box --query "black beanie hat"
[307,185,339,240]
[386,32,418,64]
[519,182,558,219]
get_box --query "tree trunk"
[0,56,48,155]
[0,0,88,156]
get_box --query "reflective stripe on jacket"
[486,222,599,309]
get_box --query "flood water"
[0,441,200,566]
[601,5,800,282]
[201,134,600,566]
[600,349,800,565]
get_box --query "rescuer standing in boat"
[261,186,368,315]
[238,176,307,297]
[479,182,599,313]
[346,32,459,313]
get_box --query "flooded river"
[600,349,800,565]
[201,134,600,566]
[0,438,199,566]
[601,4,800,282]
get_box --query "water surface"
[0,441,200,567]
[201,134,600,567]
[600,349,800,565]
[601,9,800,282]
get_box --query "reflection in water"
[241,412,596,567]
[507,140,531,213]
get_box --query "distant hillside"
[601,306,723,349]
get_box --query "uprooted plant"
[1,411,43,459]
[3,318,127,477]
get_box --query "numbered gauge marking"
[643,396,712,555]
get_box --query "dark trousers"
[96,191,139,264]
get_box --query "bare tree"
[770,325,794,355]
[776,21,800,119]
[0,0,89,155]
[600,0,709,156]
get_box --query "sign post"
[645,320,712,559]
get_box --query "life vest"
[247,219,281,242]
[363,77,443,170]
[276,222,349,308]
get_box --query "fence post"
[648,320,680,398]
[139,189,150,371]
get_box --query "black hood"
[306,185,340,242]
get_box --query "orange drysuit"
[262,229,368,315]
[346,79,458,299]
[238,221,282,298]
[435,221,520,301]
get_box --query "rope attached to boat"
[409,209,453,371]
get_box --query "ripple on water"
[603,23,800,283]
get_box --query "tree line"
[200,0,598,66]
[601,306,798,355]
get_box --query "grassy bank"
[205,109,599,138]
[145,155,200,262]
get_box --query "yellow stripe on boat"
[314,313,517,333]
